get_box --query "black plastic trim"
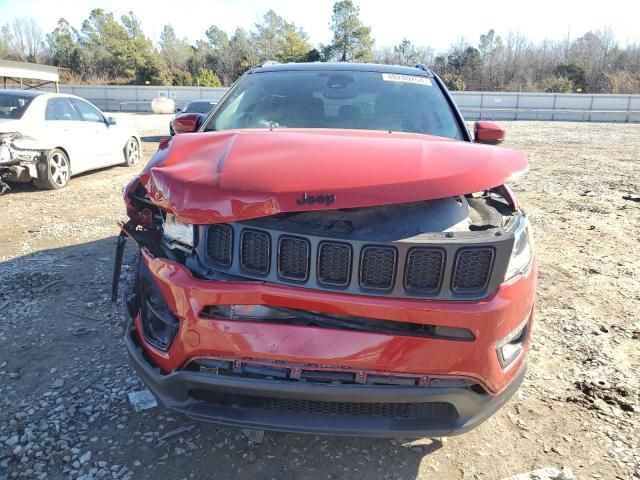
[277,235,311,282]
[206,224,234,267]
[359,245,398,291]
[451,247,496,294]
[240,228,271,275]
[403,247,446,294]
[124,321,526,438]
[316,241,353,287]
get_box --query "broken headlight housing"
[504,216,534,281]
[162,213,194,247]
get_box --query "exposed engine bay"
[247,193,515,240]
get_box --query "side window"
[70,98,104,123]
[45,98,79,121]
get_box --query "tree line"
[1,0,639,93]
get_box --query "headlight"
[0,145,12,164]
[163,213,194,247]
[504,217,534,281]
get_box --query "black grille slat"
[317,242,352,286]
[262,398,456,419]
[278,236,310,281]
[452,248,494,292]
[206,224,233,266]
[240,229,271,275]
[405,248,444,293]
[360,246,397,290]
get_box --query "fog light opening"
[496,320,528,368]
[138,262,179,351]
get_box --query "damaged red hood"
[139,129,528,223]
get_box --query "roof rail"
[415,64,434,77]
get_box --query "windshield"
[183,101,216,114]
[204,70,462,139]
[0,93,36,120]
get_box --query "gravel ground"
[0,115,639,480]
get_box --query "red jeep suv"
[115,62,536,437]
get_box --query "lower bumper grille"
[189,390,458,420]
[263,398,456,419]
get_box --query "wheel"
[123,137,140,167]
[34,148,70,190]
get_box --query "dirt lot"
[1,115,639,480]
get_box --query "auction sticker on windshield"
[382,73,432,86]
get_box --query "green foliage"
[302,48,322,62]
[441,73,466,91]
[447,46,481,78]
[393,39,419,66]
[278,22,311,62]
[3,7,637,92]
[542,76,574,93]
[327,0,373,62]
[159,24,193,70]
[136,52,171,85]
[79,9,152,81]
[196,67,221,87]
[171,69,193,86]
[554,62,586,92]
[46,18,81,73]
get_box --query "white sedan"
[0,89,141,192]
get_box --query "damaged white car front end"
[0,132,49,194]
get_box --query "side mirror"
[106,116,117,126]
[176,108,182,113]
[474,121,505,144]
[172,113,202,134]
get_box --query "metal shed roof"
[0,60,59,90]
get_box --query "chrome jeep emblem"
[296,192,336,206]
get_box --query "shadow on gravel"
[0,237,441,479]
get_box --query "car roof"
[0,88,45,98]
[252,62,433,77]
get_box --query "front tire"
[34,148,70,190]
[123,137,140,167]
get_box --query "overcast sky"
[1,0,639,50]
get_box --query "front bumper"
[122,249,535,437]
[125,323,526,437]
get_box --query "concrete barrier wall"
[43,84,640,122]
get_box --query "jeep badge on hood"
[296,192,336,206]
